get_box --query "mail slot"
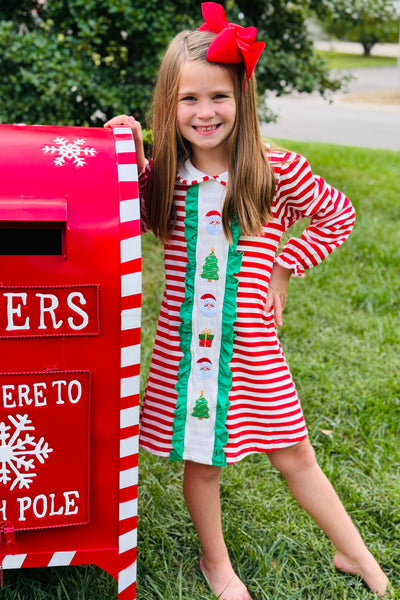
[0,196,67,255]
[0,124,141,599]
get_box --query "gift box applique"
[199,328,214,347]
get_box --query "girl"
[105,3,389,599]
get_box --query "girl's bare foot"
[200,556,252,600]
[334,551,389,597]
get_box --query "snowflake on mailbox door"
[0,413,53,490]
[42,137,96,167]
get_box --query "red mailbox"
[0,124,141,599]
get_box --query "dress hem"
[139,433,309,465]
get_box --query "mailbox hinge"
[0,520,17,587]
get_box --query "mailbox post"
[0,124,141,599]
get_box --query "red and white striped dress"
[139,150,355,465]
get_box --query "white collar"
[176,158,228,186]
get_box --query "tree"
[191,391,210,419]
[0,0,344,127]
[317,0,400,56]
[201,248,219,282]
[234,0,344,102]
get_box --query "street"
[262,61,400,151]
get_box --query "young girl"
[106,3,389,598]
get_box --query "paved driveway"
[262,67,400,151]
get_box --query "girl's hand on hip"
[104,114,146,172]
[265,264,293,326]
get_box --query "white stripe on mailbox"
[121,376,140,399]
[113,126,134,136]
[2,554,27,569]
[48,552,76,567]
[118,163,138,182]
[120,199,140,223]
[121,236,141,263]
[119,529,137,554]
[121,272,141,297]
[118,561,137,592]
[121,406,140,429]
[120,466,138,490]
[119,498,138,521]
[120,433,139,457]
[121,344,141,367]
[116,139,135,153]
[121,307,141,330]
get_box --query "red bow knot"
[199,2,265,79]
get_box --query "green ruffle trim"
[213,218,242,466]
[170,184,243,466]
[170,184,199,463]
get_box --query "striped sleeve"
[274,153,356,277]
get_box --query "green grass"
[3,141,399,598]
[317,51,398,69]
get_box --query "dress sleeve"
[138,160,151,233]
[274,153,356,277]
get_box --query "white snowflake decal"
[42,137,96,167]
[0,414,53,491]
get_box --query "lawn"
[317,51,398,69]
[3,141,399,599]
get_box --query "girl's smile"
[193,124,221,133]
[176,61,236,173]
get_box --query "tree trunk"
[362,41,375,56]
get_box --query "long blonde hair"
[145,29,275,242]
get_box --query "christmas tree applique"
[191,390,210,419]
[200,247,219,282]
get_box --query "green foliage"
[0,0,197,126]
[0,0,344,127]
[316,0,400,55]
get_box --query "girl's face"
[176,60,236,173]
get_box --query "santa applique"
[205,210,223,235]
[199,293,218,317]
[196,357,213,380]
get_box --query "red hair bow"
[198,2,265,79]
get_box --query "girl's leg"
[183,460,252,600]
[268,438,389,597]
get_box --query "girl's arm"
[266,151,356,326]
[274,153,356,278]
[104,114,146,173]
